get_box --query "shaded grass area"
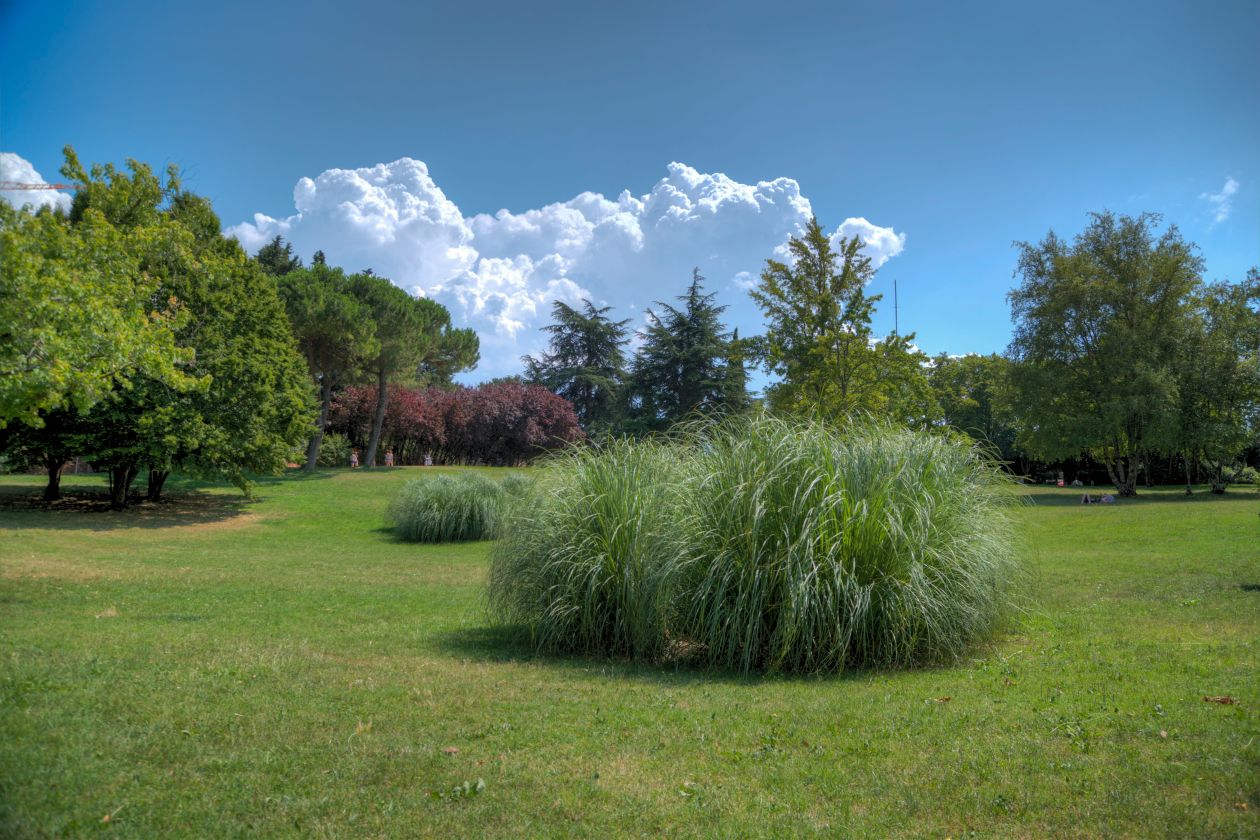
[1,470,1257,838]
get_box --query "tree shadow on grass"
[431,624,928,688]
[0,485,257,532]
[1021,486,1260,507]
[247,468,339,486]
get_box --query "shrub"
[488,415,1024,674]
[1222,464,1259,486]
[317,433,351,467]
[329,383,583,466]
[487,438,690,659]
[388,473,505,542]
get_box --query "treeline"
[328,381,583,466]
[522,215,1260,495]
[4,149,1255,501]
[0,149,584,507]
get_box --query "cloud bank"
[1,152,73,213]
[1201,176,1239,224]
[228,158,906,380]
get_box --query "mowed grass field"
[1,469,1257,838]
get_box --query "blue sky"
[3,0,1257,381]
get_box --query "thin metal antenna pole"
[893,278,899,337]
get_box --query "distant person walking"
[384,448,395,467]
[350,449,360,469]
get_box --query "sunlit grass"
[0,470,1256,838]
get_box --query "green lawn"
[1,470,1257,838]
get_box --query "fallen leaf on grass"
[933,696,952,704]
[95,606,118,619]
[1235,801,1249,812]
[1159,730,1168,739]
[1203,695,1237,705]
[355,720,372,734]
[442,746,460,755]
[101,804,124,823]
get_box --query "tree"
[523,300,629,432]
[0,182,191,437]
[277,262,378,469]
[0,408,84,502]
[347,272,478,467]
[929,353,1021,465]
[626,269,749,432]
[1007,212,1202,496]
[722,329,753,413]
[750,217,935,425]
[1174,269,1260,492]
[256,235,302,276]
[58,157,314,506]
[1,151,200,503]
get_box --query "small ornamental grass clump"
[388,473,506,543]
[487,415,1024,674]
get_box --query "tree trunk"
[1184,456,1193,495]
[305,376,333,470]
[43,456,63,502]
[147,469,170,502]
[364,368,389,468]
[1210,462,1227,494]
[1106,454,1138,497]
[108,462,138,510]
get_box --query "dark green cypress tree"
[626,269,749,432]
[523,300,629,433]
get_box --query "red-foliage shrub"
[329,382,583,465]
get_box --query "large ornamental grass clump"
[486,415,1024,674]
[680,416,1022,673]
[388,473,506,543]
[487,438,689,660]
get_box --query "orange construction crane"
[0,181,84,190]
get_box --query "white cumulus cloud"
[1200,177,1239,224]
[228,158,477,284]
[228,158,905,379]
[1,152,73,213]
[832,216,907,268]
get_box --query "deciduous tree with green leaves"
[1174,268,1260,493]
[1007,212,1202,496]
[0,187,190,435]
[929,353,1022,466]
[59,154,313,506]
[750,217,935,425]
